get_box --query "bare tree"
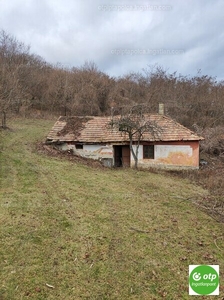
[0,30,30,126]
[110,104,160,168]
[1,30,224,137]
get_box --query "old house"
[46,111,203,170]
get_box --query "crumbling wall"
[58,143,114,167]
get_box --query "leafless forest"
[1,30,224,156]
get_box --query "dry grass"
[0,118,224,299]
[169,153,224,223]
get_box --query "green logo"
[189,265,219,295]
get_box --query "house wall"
[83,145,102,152]
[131,141,199,169]
[59,141,200,169]
[76,144,113,167]
[83,145,113,157]
[59,143,113,156]
[60,143,76,151]
[58,143,113,166]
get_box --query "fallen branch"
[214,237,223,251]
[129,227,150,234]
[46,283,55,289]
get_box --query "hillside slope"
[0,118,223,299]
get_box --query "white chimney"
[159,103,164,115]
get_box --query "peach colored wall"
[134,141,199,169]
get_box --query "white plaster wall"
[155,145,192,159]
[83,144,102,152]
[60,143,75,151]
[83,145,113,155]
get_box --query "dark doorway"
[114,145,130,167]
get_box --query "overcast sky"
[0,0,223,80]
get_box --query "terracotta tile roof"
[46,115,204,143]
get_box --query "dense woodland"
[1,30,224,155]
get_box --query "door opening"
[114,145,130,167]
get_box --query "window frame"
[76,144,83,149]
[143,145,155,159]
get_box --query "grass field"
[0,118,223,299]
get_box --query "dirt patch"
[58,116,93,137]
[36,142,105,169]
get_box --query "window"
[143,145,154,159]
[76,144,83,149]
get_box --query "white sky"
[0,0,223,80]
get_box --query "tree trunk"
[2,111,6,128]
[129,135,138,169]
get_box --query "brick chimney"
[159,103,164,115]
